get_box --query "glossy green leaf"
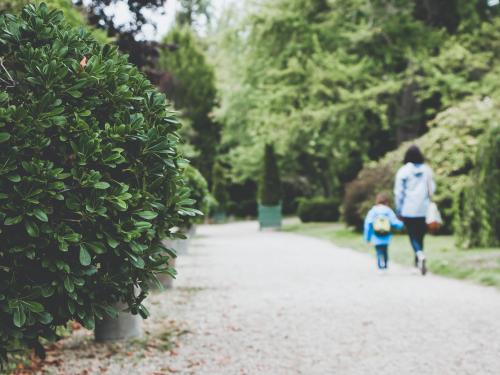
[68,90,82,98]
[5,216,22,225]
[63,277,74,293]
[7,174,21,183]
[136,211,158,220]
[94,182,110,189]
[87,241,106,254]
[0,132,11,143]
[25,301,44,313]
[13,308,26,328]
[38,311,53,324]
[79,245,91,266]
[25,220,39,237]
[33,208,48,222]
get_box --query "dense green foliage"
[298,197,340,223]
[0,0,108,43]
[159,26,219,182]
[182,165,210,223]
[259,144,281,206]
[457,124,500,248]
[212,0,500,208]
[0,4,194,360]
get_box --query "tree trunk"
[396,82,426,144]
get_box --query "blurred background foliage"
[0,0,109,42]
[210,0,499,247]
[0,0,498,246]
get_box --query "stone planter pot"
[94,301,143,342]
[258,204,282,230]
[187,224,197,238]
[173,237,189,255]
[212,211,227,224]
[156,252,176,289]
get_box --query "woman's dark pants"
[403,217,427,264]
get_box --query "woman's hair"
[403,145,425,164]
[376,193,390,205]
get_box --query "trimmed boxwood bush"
[259,144,281,206]
[298,197,340,223]
[0,4,196,362]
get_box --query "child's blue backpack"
[373,215,391,236]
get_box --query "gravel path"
[41,221,500,375]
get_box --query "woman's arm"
[394,169,405,215]
[389,209,404,230]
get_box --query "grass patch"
[283,222,500,289]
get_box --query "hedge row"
[298,197,340,223]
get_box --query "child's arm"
[363,209,374,243]
[389,209,404,230]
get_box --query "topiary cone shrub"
[258,144,282,229]
[259,144,282,206]
[211,161,229,222]
[0,4,197,362]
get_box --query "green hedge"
[298,197,340,223]
[0,4,195,362]
[457,124,500,248]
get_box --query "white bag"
[426,202,442,232]
[425,169,442,232]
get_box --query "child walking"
[364,193,404,272]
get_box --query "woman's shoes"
[416,251,427,275]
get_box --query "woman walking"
[394,145,435,275]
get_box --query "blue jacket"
[364,204,404,246]
[394,162,436,218]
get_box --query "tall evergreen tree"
[159,26,219,182]
[211,162,229,212]
[259,144,282,206]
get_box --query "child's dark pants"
[375,245,388,269]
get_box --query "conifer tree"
[259,144,282,206]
